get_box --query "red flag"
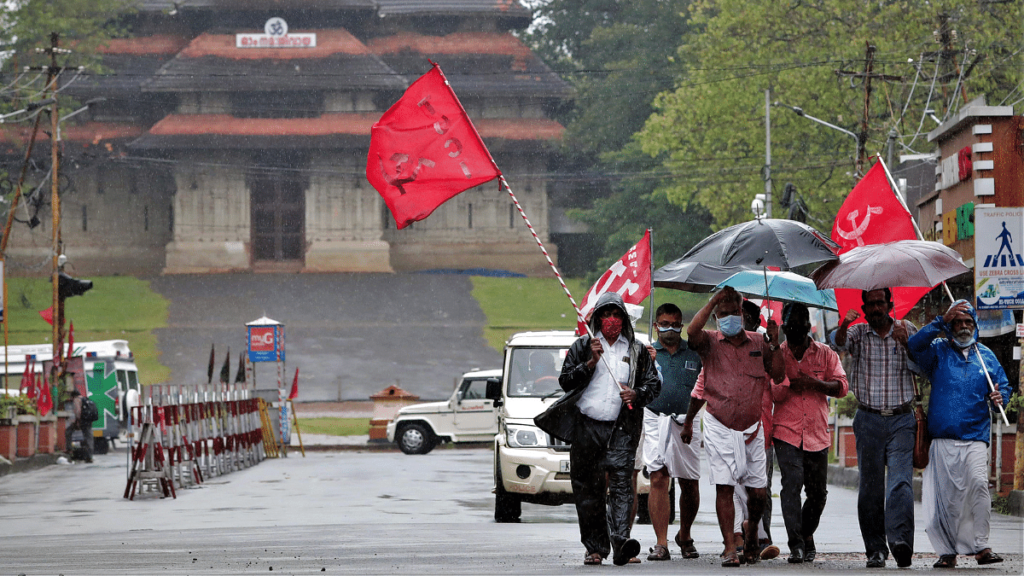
[831,161,930,321]
[366,63,501,229]
[39,307,53,326]
[25,359,36,400]
[19,356,31,395]
[67,320,74,359]
[577,230,653,335]
[37,377,52,417]
[288,367,299,400]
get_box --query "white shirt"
[577,333,630,422]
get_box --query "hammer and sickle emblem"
[835,205,883,247]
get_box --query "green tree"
[640,0,1024,231]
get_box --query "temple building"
[1,1,570,275]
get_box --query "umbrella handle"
[763,266,772,322]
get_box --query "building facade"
[1,1,570,276]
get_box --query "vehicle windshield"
[507,347,567,398]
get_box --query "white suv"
[387,369,502,455]
[487,330,651,523]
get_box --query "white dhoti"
[703,411,766,489]
[922,438,992,556]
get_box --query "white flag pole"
[500,176,631,406]
[877,156,1009,425]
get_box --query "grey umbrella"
[810,240,970,291]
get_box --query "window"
[231,92,323,119]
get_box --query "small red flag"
[37,377,52,417]
[19,356,31,395]
[366,62,501,229]
[25,359,37,400]
[39,307,53,326]
[288,367,299,400]
[577,230,652,335]
[831,161,930,322]
[67,320,75,359]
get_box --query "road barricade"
[124,383,269,499]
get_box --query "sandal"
[933,555,957,568]
[675,533,699,558]
[975,550,1003,565]
[721,550,741,567]
[647,544,670,561]
[584,552,603,566]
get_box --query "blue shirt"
[645,339,702,416]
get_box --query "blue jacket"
[908,300,1010,444]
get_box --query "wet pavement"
[0,447,1020,574]
[149,273,502,402]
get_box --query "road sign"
[974,207,1024,310]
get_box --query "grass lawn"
[4,276,171,384]
[471,276,714,351]
[295,417,370,436]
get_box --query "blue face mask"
[717,314,743,337]
[657,326,682,333]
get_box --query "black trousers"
[774,438,829,551]
[569,414,636,557]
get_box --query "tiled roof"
[99,35,190,55]
[369,33,570,98]
[135,0,376,11]
[0,122,143,146]
[129,113,562,149]
[144,30,406,92]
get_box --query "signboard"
[1016,323,1024,338]
[975,207,1024,310]
[247,324,285,363]
[236,17,316,49]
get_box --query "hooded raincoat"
[908,300,1010,443]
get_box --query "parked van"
[486,330,654,523]
[0,340,142,454]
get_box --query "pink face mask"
[601,316,623,341]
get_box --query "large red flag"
[831,161,930,322]
[366,63,501,229]
[288,367,299,400]
[577,230,652,334]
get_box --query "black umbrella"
[652,261,741,293]
[676,218,838,270]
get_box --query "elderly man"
[908,300,1009,568]
[679,286,786,567]
[538,291,660,566]
[774,302,848,563]
[833,288,918,568]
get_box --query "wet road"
[150,273,502,402]
[0,448,1020,574]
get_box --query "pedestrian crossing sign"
[975,207,1024,310]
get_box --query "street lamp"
[773,102,860,178]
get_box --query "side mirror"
[485,377,502,406]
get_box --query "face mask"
[601,316,623,341]
[717,314,743,337]
[657,326,682,333]
[953,329,975,349]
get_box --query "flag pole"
[877,155,1009,425]
[289,399,305,457]
[647,228,655,340]
[500,177,631,407]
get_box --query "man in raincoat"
[540,292,660,566]
[908,300,1010,568]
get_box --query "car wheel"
[494,457,521,523]
[397,423,435,455]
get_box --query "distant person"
[774,303,848,563]
[908,300,1009,568]
[65,390,94,463]
[832,288,918,568]
[521,351,559,394]
[641,303,703,561]
[536,292,660,566]
[679,286,786,567]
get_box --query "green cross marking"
[86,362,118,431]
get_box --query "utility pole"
[835,43,903,176]
[764,89,772,218]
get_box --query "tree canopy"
[639,0,1024,230]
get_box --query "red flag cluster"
[577,230,652,335]
[366,63,501,230]
[19,357,52,416]
[830,161,930,321]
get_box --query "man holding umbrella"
[679,286,786,566]
[908,300,1009,568]
[832,288,919,568]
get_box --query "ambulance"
[0,340,142,454]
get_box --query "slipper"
[675,533,699,558]
[628,557,641,564]
[721,550,741,567]
[584,552,603,566]
[613,539,641,566]
[933,555,957,568]
[976,550,1003,565]
[647,544,670,561]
